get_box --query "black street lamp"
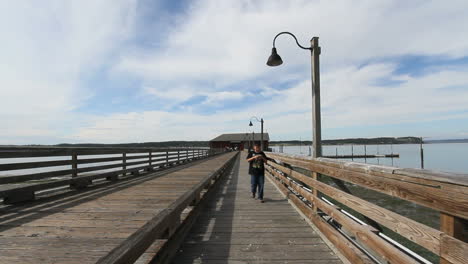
[266,32,322,158]
[249,116,264,151]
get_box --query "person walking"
[246,143,272,203]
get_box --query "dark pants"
[250,174,265,199]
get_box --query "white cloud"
[320,64,468,128]
[2,0,468,144]
[116,0,468,83]
[74,63,468,142]
[0,1,137,144]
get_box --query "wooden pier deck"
[1,146,467,264]
[0,152,237,264]
[173,152,340,264]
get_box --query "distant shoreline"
[1,137,467,148]
[270,140,468,146]
[270,136,423,146]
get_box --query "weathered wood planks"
[0,152,236,264]
[267,152,468,264]
[0,147,219,203]
[172,152,342,264]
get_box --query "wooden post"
[420,137,425,169]
[177,150,180,163]
[311,36,322,158]
[440,213,467,264]
[149,151,152,167]
[261,118,264,151]
[311,37,322,212]
[166,151,169,167]
[147,151,153,172]
[122,153,127,176]
[71,153,78,178]
[364,145,367,163]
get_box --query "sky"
[1,0,468,144]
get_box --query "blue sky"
[1,0,468,144]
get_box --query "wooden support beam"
[70,177,92,190]
[3,190,35,204]
[122,153,127,176]
[71,153,78,178]
[440,213,468,264]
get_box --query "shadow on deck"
[172,152,341,264]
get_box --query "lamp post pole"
[311,37,322,158]
[249,116,264,151]
[266,32,322,158]
[260,118,264,151]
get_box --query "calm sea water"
[271,143,468,174]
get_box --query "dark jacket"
[246,151,272,175]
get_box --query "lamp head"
[266,47,283,66]
[249,121,253,126]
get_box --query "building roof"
[210,133,270,142]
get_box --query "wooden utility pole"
[260,118,264,151]
[311,37,322,158]
[310,37,322,213]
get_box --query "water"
[271,143,468,174]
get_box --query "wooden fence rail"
[265,152,468,264]
[0,147,221,204]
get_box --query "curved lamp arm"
[273,32,311,50]
[250,116,262,122]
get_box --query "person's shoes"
[260,199,264,203]
[252,193,256,199]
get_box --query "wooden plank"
[393,168,468,187]
[268,152,468,190]
[267,172,373,264]
[440,213,468,264]
[0,147,209,158]
[268,167,419,264]
[440,234,468,264]
[0,152,234,263]
[173,151,341,264]
[0,168,74,185]
[150,152,238,264]
[308,162,468,219]
[96,152,237,264]
[267,162,442,254]
[0,162,179,198]
[95,209,172,264]
[316,158,468,194]
[0,156,167,185]
[0,159,73,171]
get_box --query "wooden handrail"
[0,147,220,204]
[266,152,468,264]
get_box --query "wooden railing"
[97,152,239,264]
[265,152,468,264]
[0,147,222,204]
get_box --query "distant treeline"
[55,141,209,148]
[5,137,431,148]
[270,136,423,146]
